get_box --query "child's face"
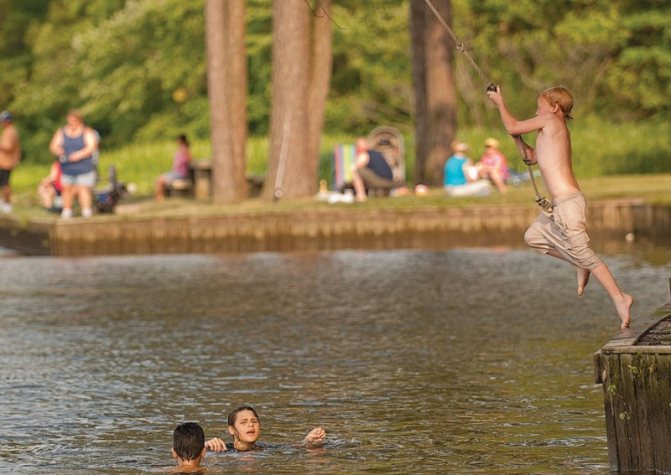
[228,409,260,444]
[536,96,555,116]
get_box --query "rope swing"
[422,0,553,217]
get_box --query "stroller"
[94,165,128,213]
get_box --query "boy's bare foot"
[577,268,590,296]
[616,293,634,330]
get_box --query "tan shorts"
[524,192,602,270]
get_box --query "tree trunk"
[409,0,457,186]
[205,0,247,204]
[410,0,429,185]
[264,0,311,200]
[226,0,248,198]
[306,0,333,188]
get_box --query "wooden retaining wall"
[593,280,671,473]
[0,199,669,256]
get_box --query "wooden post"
[593,282,671,472]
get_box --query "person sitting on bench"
[155,133,192,201]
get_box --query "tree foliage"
[0,0,668,164]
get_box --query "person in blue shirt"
[443,141,491,197]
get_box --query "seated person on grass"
[204,405,326,453]
[476,137,509,193]
[443,141,491,197]
[38,159,63,211]
[352,137,405,201]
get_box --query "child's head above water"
[228,405,261,448]
[172,422,205,464]
[539,86,574,120]
[228,405,260,426]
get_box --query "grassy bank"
[8,119,671,205]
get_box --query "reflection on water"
[0,244,670,474]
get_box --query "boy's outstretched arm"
[487,87,546,136]
[302,427,326,447]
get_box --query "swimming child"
[487,85,633,330]
[204,405,326,452]
[171,422,206,473]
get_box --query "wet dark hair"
[177,134,189,147]
[228,405,260,427]
[173,422,204,461]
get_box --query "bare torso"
[534,114,580,201]
[0,125,20,169]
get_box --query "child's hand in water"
[205,437,228,452]
[304,427,326,447]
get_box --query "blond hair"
[450,140,468,153]
[539,86,574,120]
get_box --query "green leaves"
[0,0,668,164]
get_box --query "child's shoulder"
[537,110,567,130]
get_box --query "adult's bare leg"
[489,169,507,193]
[78,185,92,209]
[155,177,167,201]
[351,170,367,202]
[78,185,93,217]
[60,184,74,218]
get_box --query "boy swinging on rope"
[487,86,633,330]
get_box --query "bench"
[165,169,195,198]
[167,160,265,199]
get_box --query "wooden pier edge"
[593,278,671,473]
[0,199,669,257]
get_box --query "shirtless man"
[0,111,21,213]
[488,86,633,329]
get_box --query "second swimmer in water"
[204,405,326,452]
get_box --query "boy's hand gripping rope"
[422,0,553,218]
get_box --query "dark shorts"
[0,169,10,187]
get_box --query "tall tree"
[205,0,248,203]
[410,0,457,186]
[305,0,333,186]
[264,0,311,200]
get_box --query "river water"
[1,243,670,474]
